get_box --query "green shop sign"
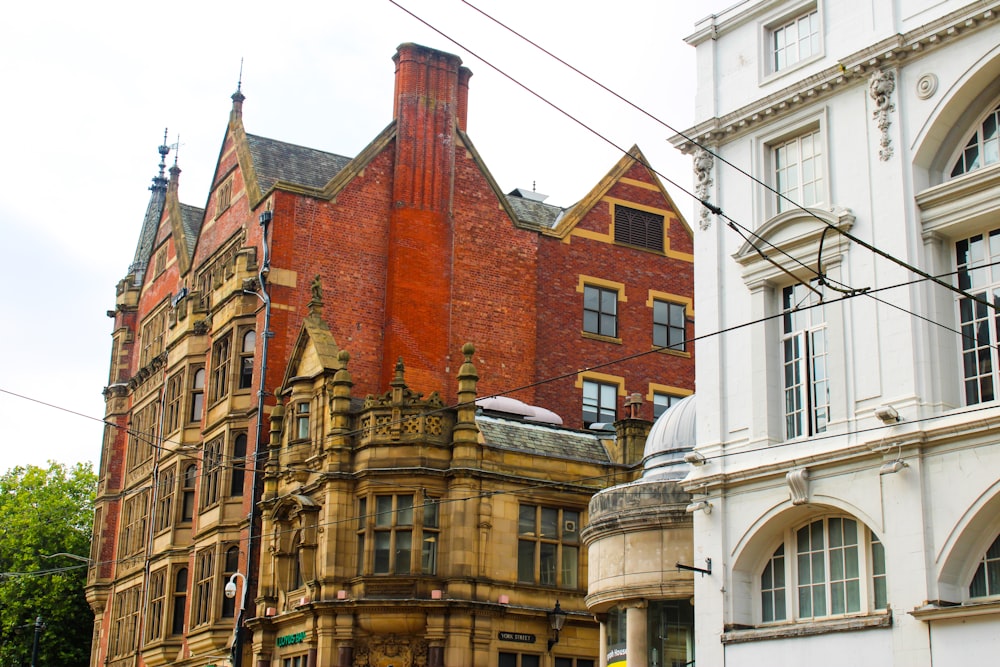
[276,631,307,647]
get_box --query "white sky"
[0,0,728,473]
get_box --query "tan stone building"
[248,293,655,667]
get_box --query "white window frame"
[758,516,887,624]
[949,101,1000,179]
[755,111,829,222]
[760,1,823,82]
[781,280,830,439]
[954,228,1000,405]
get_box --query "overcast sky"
[0,0,728,473]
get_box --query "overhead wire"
[454,0,997,313]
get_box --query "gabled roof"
[476,415,612,464]
[245,134,352,195]
[546,145,687,239]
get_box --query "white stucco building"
[671,1,1000,665]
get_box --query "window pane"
[376,496,393,527]
[517,540,535,583]
[374,533,390,573]
[397,495,414,525]
[522,656,540,667]
[499,654,517,667]
[421,534,437,574]
[519,506,536,536]
[540,543,557,585]
[395,530,412,573]
[540,507,558,538]
[562,545,579,588]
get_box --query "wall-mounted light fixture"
[875,405,900,424]
[547,601,568,652]
[685,500,712,515]
[879,459,907,475]
[684,451,707,466]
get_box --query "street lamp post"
[225,571,248,667]
[30,616,43,667]
[547,601,568,652]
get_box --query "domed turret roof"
[641,394,696,480]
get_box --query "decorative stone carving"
[693,148,716,230]
[787,467,810,505]
[869,69,896,161]
[916,73,938,100]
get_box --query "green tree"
[0,461,96,667]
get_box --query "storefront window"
[647,600,694,667]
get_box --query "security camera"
[225,581,237,599]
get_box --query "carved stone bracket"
[870,69,896,161]
[787,467,810,505]
[693,148,716,230]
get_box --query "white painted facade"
[672,1,1000,665]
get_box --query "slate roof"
[504,193,565,230]
[476,415,612,464]
[130,182,167,275]
[246,134,352,193]
[179,204,204,261]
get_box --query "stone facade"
[672,2,1000,666]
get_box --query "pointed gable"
[161,164,203,276]
[281,276,343,386]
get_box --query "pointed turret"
[127,131,170,284]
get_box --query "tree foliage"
[0,461,96,667]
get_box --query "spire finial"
[231,59,246,111]
[151,128,170,193]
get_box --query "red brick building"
[88,43,692,667]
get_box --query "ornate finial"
[151,128,170,193]
[693,148,715,230]
[870,69,896,162]
[392,357,406,386]
[308,275,324,316]
[232,59,246,110]
[462,342,475,361]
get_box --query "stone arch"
[935,480,1000,603]
[912,45,1000,184]
[728,497,882,626]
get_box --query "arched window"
[190,368,206,422]
[238,330,256,389]
[969,534,1000,598]
[181,464,197,522]
[229,433,247,497]
[759,516,887,622]
[950,103,1000,178]
[171,567,188,635]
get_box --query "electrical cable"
[451,0,998,313]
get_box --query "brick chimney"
[383,44,472,394]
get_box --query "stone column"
[625,601,648,667]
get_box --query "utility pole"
[30,616,42,667]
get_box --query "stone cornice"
[671,2,1000,153]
